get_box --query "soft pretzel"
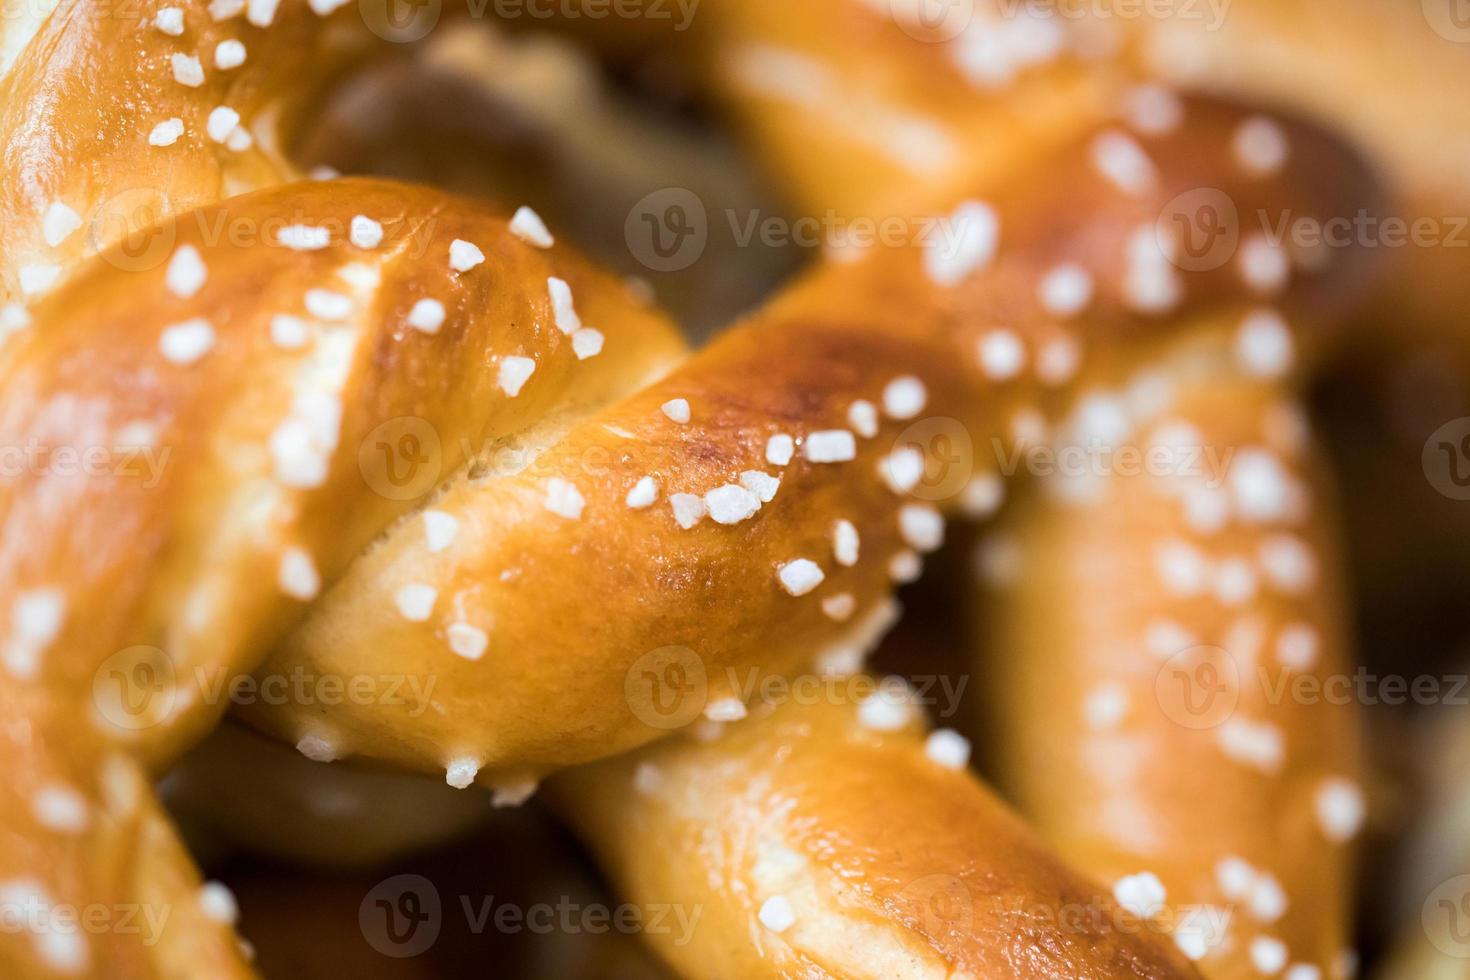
[0,690,254,978]
[0,1,1403,977]
[975,370,1363,977]
[234,97,1381,790]
[0,0,383,301]
[0,176,685,770]
[580,8,1398,973]
[1115,0,1470,335]
[551,682,1203,979]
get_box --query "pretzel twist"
[552,685,1203,979]
[975,373,1362,976]
[0,1,1398,977]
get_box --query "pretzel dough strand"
[978,371,1362,977]
[0,2,1392,978]
[240,97,1379,795]
[0,0,387,303]
[0,177,685,768]
[552,684,1204,980]
[0,688,256,978]
[629,8,1387,977]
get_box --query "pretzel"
[622,6,1405,974]
[0,1,1397,977]
[551,681,1203,979]
[1115,0,1470,334]
[0,688,254,977]
[974,372,1363,977]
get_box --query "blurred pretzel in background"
[1,0,1467,978]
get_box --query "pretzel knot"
[0,1,1397,978]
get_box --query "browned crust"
[977,373,1362,977]
[553,689,1204,979]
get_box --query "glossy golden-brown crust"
[976,370,1362,977]
[0,0,384,301]
[1117,0,1470,335]
[553,688,1204,980]
[0,176,685,770]
[241,98,1381,791]
[683,0,1126,220]
[0,81,1382,978]
[0,692,256,979]
[0,2,1400,977]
